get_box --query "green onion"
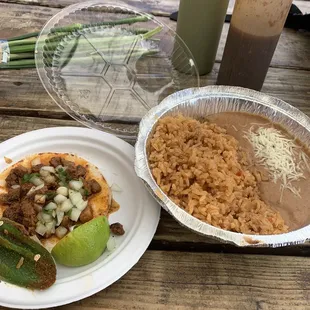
[0,64,35,70]
[10,53,34,61]
[9,44,36,54]
[22,173,40,184]
[1,17,162,70]
[8,37,37,47]
[43,209,54,215]
[0,48,158,69]
[46,192,57,200]
[65,209,72,217]
[7,16,149,42]
[8,28,159,56]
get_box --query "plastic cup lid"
[35,0,199,139]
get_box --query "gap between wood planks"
[148,239,310,257]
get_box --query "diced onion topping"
[107,237,117,252]
[54,194,67,205]
[35,222,47,236]
[41,166,56,173]
[41,212,53,223]
[75,199,88,211]
[45,220,56,234]
[60,198,73,212]
[44,202,57,210]
[31,157,41,166]
[69,208,81,222]
[34,194,46,204]
[39,169,50,177]
[32,162,92,236]
[55,226,68,239]
[44,174,56,184]
[31,177,44,186]
[56,165,65,172]
[69,190,83,205]
[56,186,68,196]
[11,184,20,189]
[56,210,64,226]
[27,183,44,196]
[111,183,122,192]
[69,180,83,191]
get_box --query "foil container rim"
[134,85,310,247]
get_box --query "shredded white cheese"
[244,127,309,201]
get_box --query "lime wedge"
[51,216,110,267]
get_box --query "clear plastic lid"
[35,0,199,139]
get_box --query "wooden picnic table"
[0,0,310,309]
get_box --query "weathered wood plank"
[0,3,309,69]
[1,0,309,15]
[154,211,310,256]
[0,64,309,119]
[2,250,310,309]
[0,114,310,255]
[156,17,310,70]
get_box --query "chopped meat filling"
[49,157,62,168]
[3,202,23,224]
[47,182,58,190]
[65,167,76,179]
[1,159,103,237]
[5,166,28,187]
[80,205,93,223]
[32,185,48,196]
[61,158,74,167]
[5,172,19,187]
[61,215,73,229]
[76,165,87,178]
[32,164,43,173]
[20,182,33,197]
[83,179,101,196]
[20,198,37,230]
[7,187,20,202]
[88,179,102,194]
[13,166,28,177]
[45,191,56,201]
[110,223,125,235]
[0,193,8,204]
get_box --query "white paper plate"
[0,127,160,309]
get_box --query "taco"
[0,153,119,249]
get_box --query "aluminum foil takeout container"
[134,85,310,247]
